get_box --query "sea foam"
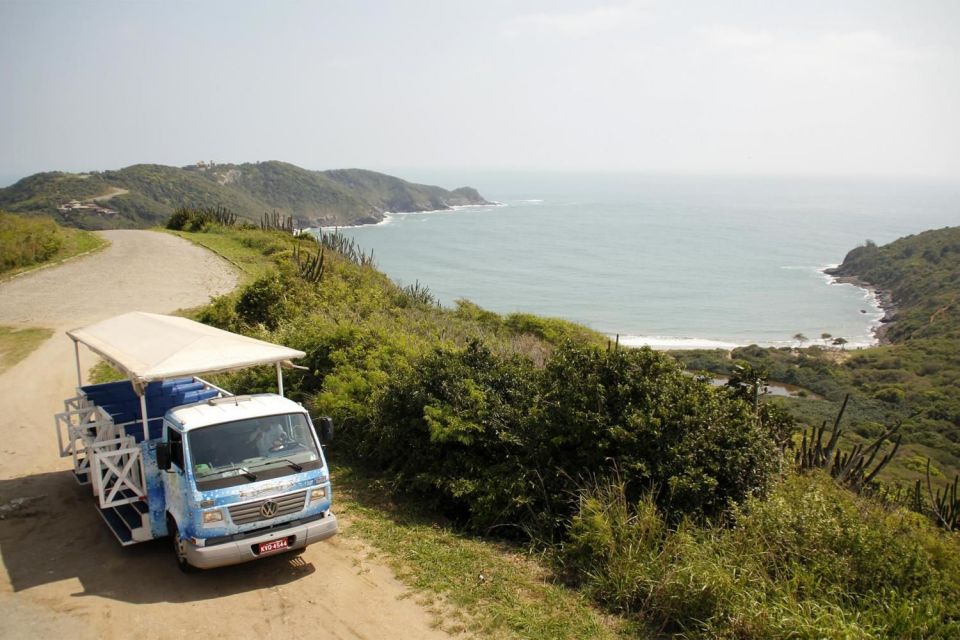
[616,335,741,350]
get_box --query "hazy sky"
[2,0,959,180]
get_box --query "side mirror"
[318,416,334,444]
[156,442,171,471]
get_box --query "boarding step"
[113,501,145,530]
[114,487,149,514]
[73,470,89,486]
[96,504,150,546]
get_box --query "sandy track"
[0,231,449,640]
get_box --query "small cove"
[324,173,960,349]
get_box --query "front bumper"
[185,511,339,570]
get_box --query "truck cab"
[159,394,337,570]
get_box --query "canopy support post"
[139,392,149,442]
[74,339,82,388]
[276,362,284,397]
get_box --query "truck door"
[162,426,190,535]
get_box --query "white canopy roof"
[68,312,305,390]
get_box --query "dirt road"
[0,231,450,640]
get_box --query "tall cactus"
[293,236,325,284]
[926,459,959,531]
[795,394,901,492]
[261,210,295,233]
[312,229,375,267]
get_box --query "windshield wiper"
[212,464,258,481]
[250,458,303,472]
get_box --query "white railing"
[55,405,120,485]
[90,436,146,509]
[64,393,89,412]
[55,405,112,458]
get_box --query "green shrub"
[504,313,604,346]
[235,272,290,329]
[166,205,239,231]
[561,481,664,614]
[532,345,777,520]
[360,340,538,527]
[561,473,960,638]
[341,341,777,535]
[165,207,191,230]
[196,292,241,332]
[875,386,906,404]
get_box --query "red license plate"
[258,538,289,554]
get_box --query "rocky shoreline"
[822,269,897,345]
[306,189,495,229]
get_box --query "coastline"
[308,196,892,353]
[314,201,504,232]
[821,267,897,345]
[621,266,890,352]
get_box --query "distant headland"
[0,161,492,230]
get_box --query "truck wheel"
[168,516,198,574]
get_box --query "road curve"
[0,230,450,640]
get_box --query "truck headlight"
[310,487,327,502]
[202,509,224,524]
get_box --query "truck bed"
[80,377,221,442]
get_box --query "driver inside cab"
[248,420,286,457]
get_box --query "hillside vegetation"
[173,220,959,638]
[0,210,104,277]
[676,226,960,485]
[0,161,490,230]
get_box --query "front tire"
[169,516,198,573]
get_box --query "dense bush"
[166,206,210,231]
[166,205,237,232]
[235,271,298,330]
[338,339,777,536]
[530,345,777,521]
[363,341,537,528]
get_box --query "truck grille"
[227,490,307,525]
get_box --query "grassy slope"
[0,210,106,279]
[0,162,489,230]
[163,228,275,285]
[336,466,633,639]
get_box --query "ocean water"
[320,173,960,349]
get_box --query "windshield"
[188,413,322,488]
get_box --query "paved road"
[0,231,450,640]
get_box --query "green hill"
[826,227,960,343]
[0,161,492,230]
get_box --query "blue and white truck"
[54,311,338,571]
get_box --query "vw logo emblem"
[260,500,279,518]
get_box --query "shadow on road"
[0,469,315,603]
